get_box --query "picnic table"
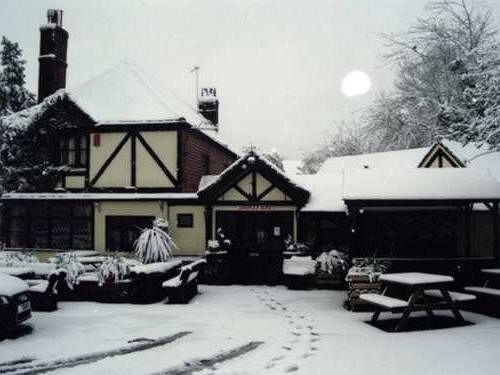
[360,272,474,331]
[464,268,500,298]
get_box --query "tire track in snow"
[251,287,321,373]
[154,341,264,375]
[0,331,191,375]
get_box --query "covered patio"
[343,169,500,279]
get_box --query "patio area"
[1,285,500,374]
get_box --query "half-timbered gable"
[198,152,310,248]
[418,141,465,168]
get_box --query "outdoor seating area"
[360,272,476,331]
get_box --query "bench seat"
[424,289,477,302]
[464,286,500,297]
[359,293,409,310]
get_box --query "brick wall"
[180,129,237,192]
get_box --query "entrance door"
[106,216,154,252]
[215,211,294,283]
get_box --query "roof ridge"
[125,64,184,120]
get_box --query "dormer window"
[60,135,88,168]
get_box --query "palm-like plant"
[134,218,177,264]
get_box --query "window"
[202,154,210,175]
[5,202,93,250]
[60,135,88,167]
[177,213,194,228]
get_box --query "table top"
[482,268,500,275]
[379,272,454,286]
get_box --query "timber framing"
[198,152,310,206]
[418,142,466,168]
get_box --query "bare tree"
[367,0,498,150]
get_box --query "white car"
[0,273,32,336]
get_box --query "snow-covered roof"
[318,147,428,173]
[198,151,297,194]
[1,192,198,201]
[292,174,345,212]
[67,63,213,127]
[343,168,500,201]
[282,160,303,176]
[198,175,219,192]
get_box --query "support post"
[464,204,471,258]
[347,205,360,259]
[493,202,499,263]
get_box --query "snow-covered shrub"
[284,235,309,254]
[96,256,130,286]
[134,218,177,264]
[316,250,349,274]
[347,257,391,283]
[54,253,85,288]
[0,251,39,266]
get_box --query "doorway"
[215,210,294,283]
[105,216,154,252]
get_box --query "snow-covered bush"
[134,218,177,264]
[284,235,309,254]
[54,253,85,288]
[347,257,391,283]
[0,251,39,266]
[96,256,130,286]
[316,250,349,275]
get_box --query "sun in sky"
[341,70,372,97]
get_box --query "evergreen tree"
[0,36,35,117]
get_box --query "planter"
[346,273,382,310]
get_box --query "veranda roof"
[343,168,500,203]
[291,174,344,212]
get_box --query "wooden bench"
[359,293,409,312]
[162,259,206,304]
[26,270,66,312]
[464,286,500,297]
[424,289,477,302]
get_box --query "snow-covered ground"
[1,285,500,374]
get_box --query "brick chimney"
[38,9,68,103]
[198,87,219,128]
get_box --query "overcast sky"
[1,0,500,159]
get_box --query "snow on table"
[379,272,454,286]
[481,268,500,275]
[130,260,182,275]
[0,273,29,296]
[282,256,316,276]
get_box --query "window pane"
[72,219,91,249]
[177,214,194,228]
[51,220,71,249]
[10,205,27,217]
[51,204,71,218]
[74,204,92,218]
[9,218,27,248]
[32,219,49,248]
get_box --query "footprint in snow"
[271,355,285,362]
[310,337,320,343]
[285,365,299,372]
[282,345,292,351]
